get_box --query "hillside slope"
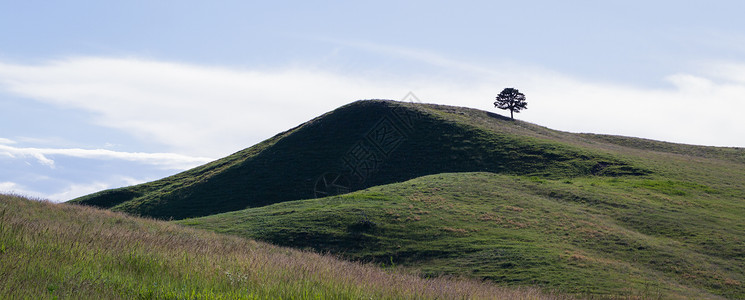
[0,194,568,299]
[72,100,646,220]
[180,171,745,298]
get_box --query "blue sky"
[2,1,745,201]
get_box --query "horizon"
[2,1,745,201]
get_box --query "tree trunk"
[510,110,514,120]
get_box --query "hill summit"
[71,100,646,220]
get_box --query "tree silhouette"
[494,88,527,120]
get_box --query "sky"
[2,1,745,202]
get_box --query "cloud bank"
[0,178,143,203]
[2,55,745,160]
[0,143,212,170]
[0,58,405,157]
[0,139,211,202]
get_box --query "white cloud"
[1,177,148,202]
[0,181,20,191]
[0,53,744,164]
[0,57,404,157]
[0,144,212,170]
[0,138,16,145]
[45,181,112,202]
[0,181,47,199]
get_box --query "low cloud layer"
[0,139,211,202]
[0,142,212,170]
[0,177,143,203]
[2,56,745,158]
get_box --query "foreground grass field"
[0,193,568,299]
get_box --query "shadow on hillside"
[486,112,512,121]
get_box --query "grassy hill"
[0,193,568,299]
[179,170,744,298]
[70,100,745,298]
[71,100,646,220]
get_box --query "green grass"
[179,171,745,299]
[0,193,569,299]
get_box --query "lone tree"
[494,88,527,120]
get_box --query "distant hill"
[71,100,647,220]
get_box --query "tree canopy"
[494,88,527,120]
